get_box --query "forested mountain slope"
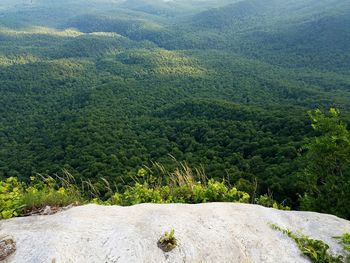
[183,0,350,70]
[1,0,350,213]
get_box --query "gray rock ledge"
[0,203,349,263]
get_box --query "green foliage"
[0,164,252,220]
[299,108,350,219]
[0,175,84,219]
[1,0,350,220]
[271,225,346,263]
[4,161,311,221]
[0,177,24,219]
[158,229,177,252]
[114,182,166,205]
[337,233,350,252]
[335,233,350,262]
[255,194,290,211]
[21,176,84,213]
[107,163,251,205]
[111,179,250,206]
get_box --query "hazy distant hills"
[239,13,350,71]
[182,0,350,71]
[64,0,350,71]
[190,0,350,30]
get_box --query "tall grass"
[109,161,250,206]
[1,161,288,220]
[21,171,85,213]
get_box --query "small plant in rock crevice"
[158,229,177,252]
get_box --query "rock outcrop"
[0,203,349,263]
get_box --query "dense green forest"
[1,0,350,217]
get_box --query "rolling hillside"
[1,0,350,214]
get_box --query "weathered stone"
[0,203,349,263]
[42,206,52,215]
[0,238,16,261]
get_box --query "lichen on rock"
[0,237,16,261]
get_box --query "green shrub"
[158,229,177,252]
[0,175,85,219]
[341,234,350,251]
[20,176,84,213]
[119,182,165,205]
[0,173,251,219]
[0,164,294,220]
[0,177,25,219]
[299,108,350,219]
[109,179,250,206]
[256,194,290,210]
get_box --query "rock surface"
[0,238,16,261]
[0,203,349,263]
